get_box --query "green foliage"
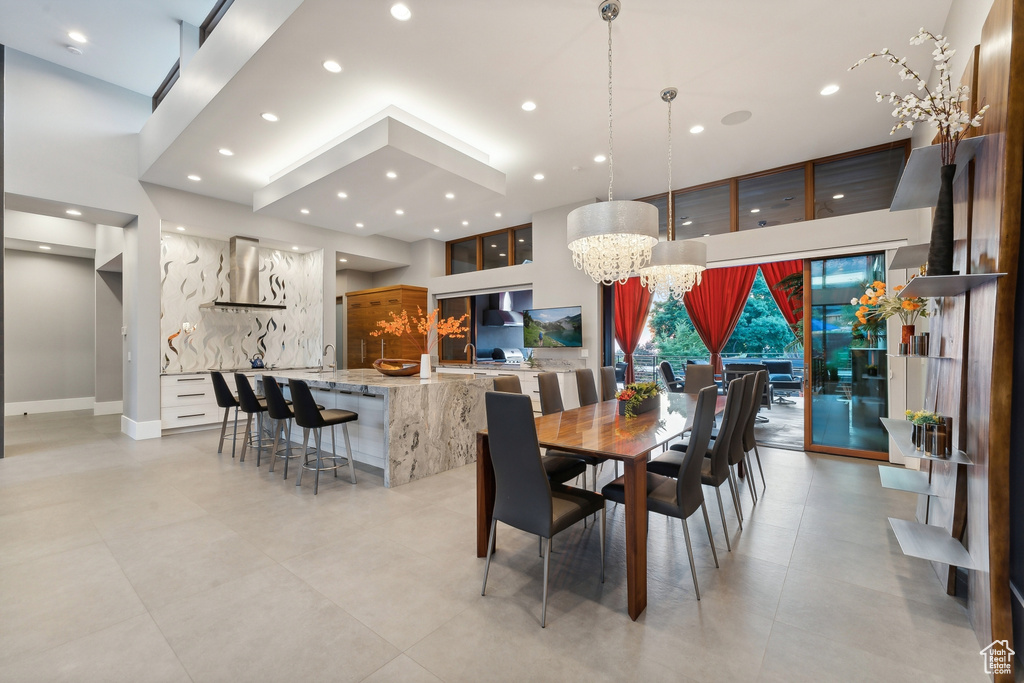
[647,297,708,357]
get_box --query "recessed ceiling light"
[495,212,502,218]
[339,258,348,263]
[518,238,525,243]
[682,220,693,226]
[594,154,606,163]
[703,233,711,237]
[395,209,404,215]
[300,208,310,214]
[521,101,537,112]
[433,228,440,233]
[65,209,82,216]
[292,246,299,251]
[390,3,412,21]
[261,112,279,122]
[833,193,845,199]
[67,31,87,43]
[689,125,705,134]
[337,192,348,199]
[820,84,840,96]
[218,148,234,156]
[187,174,201,181]
[490,244,497,248]
[499,253,506,257]
[323,60,342,73]
[462,220,469,226]
[386,171,397,179]
[445,192,455,199]
[750,208,760,214]
[355,223,364,228]
[176,226,186,231]
[39,245,52,250]
[66,45,83,55]
[533,173,545,180]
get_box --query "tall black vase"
[926,164,956,276]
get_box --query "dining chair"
[682,363,716,394]
[602,385,719,599]
[576,368,600,406]
[480,391,605,627]
[652,378,746,549]
[538,372,607,488]
[491,374,586,487]
[599,366,617,401]
[658,361,685,393]
[741,370,768,491]
[725,372,759,505]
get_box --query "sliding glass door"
[804,253,889,458]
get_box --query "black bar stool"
[262,376,319,480]
[211,371,242,458]
[234,373,269,466]
[288,379,359,494]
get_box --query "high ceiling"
[2,0,955,245]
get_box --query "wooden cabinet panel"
[346,285,427,368]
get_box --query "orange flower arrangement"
[370,307,469,355]
[850,280,929,326]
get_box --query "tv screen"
[523,306,583,348]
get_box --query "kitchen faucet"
[323,343,337,372]
[464,343,476,365]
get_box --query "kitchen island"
[259,369,493,487]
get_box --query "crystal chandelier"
[639,87,707,299]
[567,0,659,285]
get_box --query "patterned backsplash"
[161,233,323,373]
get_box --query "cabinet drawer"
[162,386,216,407]
[161,373,211,389]
[161,402,221,428]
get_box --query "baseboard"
[93,400,123,416]
[120,415,162,440]
[4,397,95,416]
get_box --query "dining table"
[475,391,727,621]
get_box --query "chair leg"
[342,424,356,484]
[753,442,766,491]
[599,506,606,583]
[481,519,497,596]
[218,407,229,453]
[701,502,719,568]
[255,413,263,467]
[715,486,732,551]
[297,428,310,487]
[681,517,700,600]
[283,421,293,480]
[727,471,744,528]
[231,407,239,459]
[541,537,551,628]
[269,419,282,473]
[743,453,758,503]
[240,413,252,462]
[539,535,543,558]
[331,424,338,478]
[313,428,322,495]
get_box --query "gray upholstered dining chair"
[682,363,716,394]
[492,375,522,394]
[721,372,759,505]
[576,368,600,406]
[651,377,747,549]
[480,391,605,627]
[538,372,606,489]
[602,385,720,599]
[599,366,617,401]
[739,370,768,492]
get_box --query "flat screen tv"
[523,306,583,348]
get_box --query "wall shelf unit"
[881,417,973,465]
[878,465,936,495]
[889,135,987,211]
[896,273,1005,298]
[888,518,976,569]
[889,243,930,270]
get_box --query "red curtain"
[759,259,804,325]
[613,277,652,385]
[683,265,758,375]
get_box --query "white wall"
[4,250,96,410]
[95,270,123,406]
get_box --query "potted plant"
[851,29,990,275]
[370,307,469,379]
[851,280,929,347]
[616,381,663,418]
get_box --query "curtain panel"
[613,277,652,385]
[759,259,804,325]
[683,265,758,375]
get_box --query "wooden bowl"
[372,358,421,376]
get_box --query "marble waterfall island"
[261,369,492,487]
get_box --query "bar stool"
[234,373,269,466]
[261,376,317,480]
[288,379,359,494]
[211,371,242,458]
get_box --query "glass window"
[439,297,472,361]
[737,168,805,231]
[449,238,477,274]
[673,184,731,238]
[514,226,533,264]
[482,232,509,270]
[814,147,906,218]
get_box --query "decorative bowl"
[372,358,421,377]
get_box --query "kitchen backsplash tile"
[161,233,323,373]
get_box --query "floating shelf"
[881,417,973,465]
[890,135,987,211]
[889,244,930,270]
[878,465,935,495]
[897,273,1005,298]
[888,518,976,569]
[199,301,287,311]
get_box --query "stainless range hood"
[200,236,286,310]
[481,292,522,326]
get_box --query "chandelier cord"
[666,96,673,241]
[607,17,614,202]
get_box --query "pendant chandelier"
[567,0,659,285]
[638,87,707,299]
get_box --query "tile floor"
[0,411,988,682]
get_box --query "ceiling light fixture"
[66,45,83,55]
[300,209,310,214]
[39,245,52,250]
[519,238,525,243]
[820,84,840,96]
[533,173,544,180]
[337,192,348,199]
[66,209,82,216]
[490,244,497,248]
[355,223,364,228]
[433,228,441,233]
[176,226,186,231]
[594,154,606,163]
[689,124,705,134]
[639,87,706,300]
[68,31,87,43]
[521,101,537,111]
[218,148,234,156]
[495,212,502,217]
[386,171,397,179]
[567,1,658,284]
[339,258,348,263]
[462,220,469,226]
[833,193,845,199]
[390,3,412,21]
[187,174,201,181]
[292,246,299,251]
[750,208,760,213]
[499,253,506,257]
[703,233,711,237]
[323,60,342,73]
[395,209,404,215]
[261,112,279,122]
[445,192,455,199]
[682,220,693,226]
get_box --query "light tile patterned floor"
[0,411,988,682]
